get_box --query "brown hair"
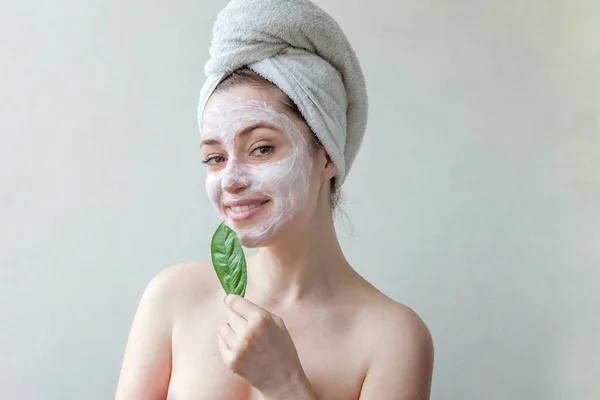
[213,66,342,210]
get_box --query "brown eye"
[250,146,274,157]
[202,155,226,165]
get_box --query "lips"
[230,203,263,213]
[223,198,270,222]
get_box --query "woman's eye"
[251,145,274,157]
[202,155,226,165]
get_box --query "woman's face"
[200,85,320,247]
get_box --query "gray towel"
[197,0,368,186]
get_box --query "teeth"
[230,203,261,213]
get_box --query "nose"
[222,160,251,194]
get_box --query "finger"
[225,295,267,320]
[272,313,286,328]
[226,307,247,333]
[217,330,233,362]
[217,323,237,350]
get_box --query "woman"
[116,1,433,399]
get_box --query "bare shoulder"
[149,260,215,290]
[352,287,434,397]
[359,292,433,357]
[142,260,220,312]
[116,261,219,399]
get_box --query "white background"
[1,0,598,399]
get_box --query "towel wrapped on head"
[197,0,368,187]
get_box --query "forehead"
[202,86,289,123]
[201,89,303,144]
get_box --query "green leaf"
[211,222,247,297]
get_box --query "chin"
[235,219,294,248]
[238,235,264,248]
[237,227,277,248]
[226,203,304,248]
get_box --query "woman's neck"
[246,213,351,306]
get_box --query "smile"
[224,199,270,222]
[230,203,262,213]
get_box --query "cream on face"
[201,99,313,247]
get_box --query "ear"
[321,150,337,182]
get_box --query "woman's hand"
[217,294,316,399]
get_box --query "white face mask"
[201,99,313,247]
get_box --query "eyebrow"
[200,122,277,147]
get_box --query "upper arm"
[115,268,177,400]
[359,306,434,400]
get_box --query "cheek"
[251,154,304,194]
[270,149,313,203]
[205,173,222,205]
[255,165,287,189]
